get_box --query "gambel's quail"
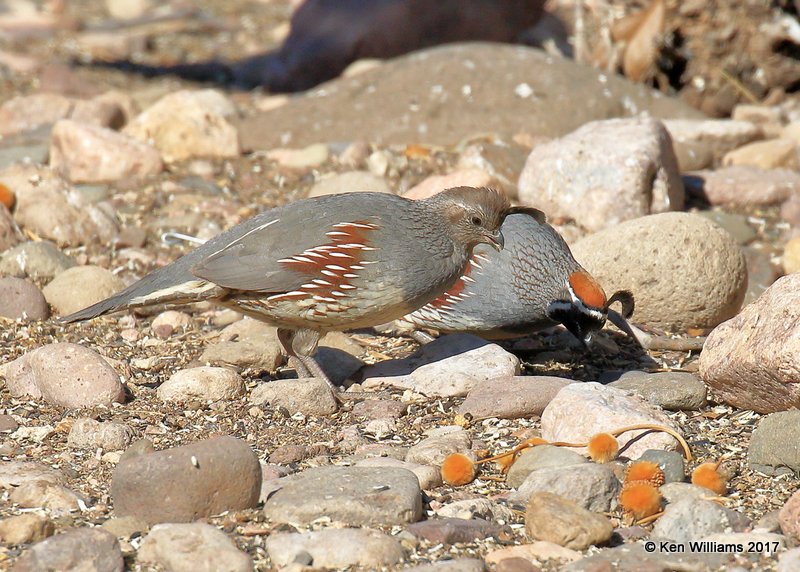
[62,187,511,396]
[403,210,632,344]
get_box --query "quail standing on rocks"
[62,187,510,397]
[403,209,632,345]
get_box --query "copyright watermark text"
[643,540,781,555]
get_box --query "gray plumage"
[404,210,610,342]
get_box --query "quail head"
[62,186,510,398]
[403,209,632,345]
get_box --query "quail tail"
[60,254,220,323]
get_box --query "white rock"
[158,366,245,403]
[138,523,252,572]
[266,528,404,569]
[541,382,682,458]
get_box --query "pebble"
[663,118,763,162]
[406,518,512,544]
[10,480,86,512]
[101,516,148,539]
[355,457,442,490]
[266,143,330,168]
[264,466,422,526]
[0,93,73,136]
[780,490,800,541]
[525,492,613,550]
[686,166,800,206]
[137,522,252,572]
[780,548,800,572]
[697,210,756,244]
[458,375,573,420]
[607,371,708,411]
[506,445,588,489]
[49,119,163,183]
[541,382,682,459]
[0,460,64,488]
[352,399,407,420]
[0,204,20,251]
[67,418,134,451]
[659,482,716,504]
[0,240,76,280]
[149,310,191,338]
[743,245,779,306]
[435,498,515,523]
[106,0,153,20]
[14,528,124,571]
[0,514,54,545]
[361,334,520,397]
[404,168,493,200]
[748,411,800,475]
[0,277,49,320]
[42,265,125,316]
[510,463,620,512]
[9,167,118,247]
[0,414,19,432]
[406,558,486,572]
[723,138,798,169]
[518,116,683,233]
[308,170,390,197]
[782,193,800,227]
[123,89,240,162]
[700,274,800,413]
[199,317,283,371]
[637,450,686,483]
[0,343,125,408]
[784,236,800,274]
[266,528,404,569]
[572,212,747,330]
[157,366,245,403]
[652,498,751,543]
[111,436,261,524]
[405,427,472,467]
[250,378,338,416]
[485,542,581,567]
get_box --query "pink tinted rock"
[723,138,799,170]
[404,169,494,200]
[518,116,683,232]
[779,490,800,542]
[541,382,682,458]
[0,343,125,408]
[458,376,574,419]
[688,166,800,206]
[700,274,800,413]
[0,277,49,320]
[50,119,163,183]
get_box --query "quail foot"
[62,186,511,401]
[402,209,633,345]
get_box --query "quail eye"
[470,215,483,226]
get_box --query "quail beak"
[485,229,504,252]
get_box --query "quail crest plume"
[403,210,630,344]
[62,186,510,399]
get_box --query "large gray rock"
[12,528,123,572]
[235,43,702,150]
[0,241,76,280]
[518,116,684,233]
[458,375,573,419]
[607,371,708,411]
[700,274,800,413]
[572,212,747,330]
[111,436,261,525]
[510,463,621,512]
[652,498,751,544]
[263,466,422,526]
[748,411,800,475]
[266,529,404,569]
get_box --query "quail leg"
[277,328,336,390]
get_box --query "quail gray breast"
[62,186,511,399]
[403,209,628,345]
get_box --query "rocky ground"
[1,1,800,571]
